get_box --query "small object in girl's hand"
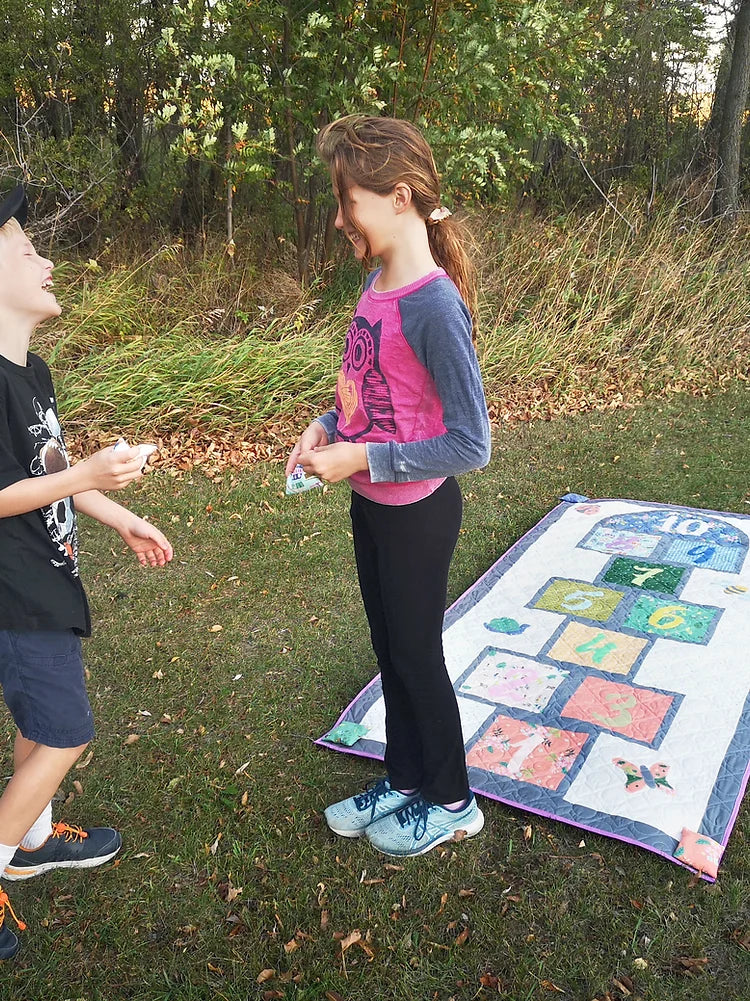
[286,463,322,495]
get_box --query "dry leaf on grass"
[454,925,470,947]
[256,969,275,984]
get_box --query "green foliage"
[0,0,734,258]
[36,206,750,441]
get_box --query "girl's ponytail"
[426,215,478,341]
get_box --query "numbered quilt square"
[580,526,660,558]
[624,595,720,643]
[467,716,588,790]
[562,676,675,743]
[666,539,745,574]
[602,558,685,595]
[532,579,624,621]
[547,621,648,675]
[459,649,569,712]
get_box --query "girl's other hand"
[298,442,368,484]
[285,422,329,476]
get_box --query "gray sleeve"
[315,409,338,442]
[365,279,491,483]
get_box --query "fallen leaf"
[455,925,470,947]
[256,969,275,984]
[72,780,83,796]
[75,751,94,770]
[209,624,223,632]
[283,938,299,954]
[340,929,362,952]
[674,955,709,975]
[479,973,501,991]
[124,734,140,746]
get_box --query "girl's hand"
[117,513,174,567]
[298,442,368,483]
[285,422,329,476]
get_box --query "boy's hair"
[317,115,478,331]
[0,216,23,243]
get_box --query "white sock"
[20,802,53,851]
[0,841,20,876]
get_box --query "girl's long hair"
[317,115,478,331]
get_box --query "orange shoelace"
[0,888,27,932]
[52,822,88,843]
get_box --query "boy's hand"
[285,422,329,477]
[298,442,368,483]
[117,513,173,567]
[80,444,144,492]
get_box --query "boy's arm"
[75,489,173,568]
[0,445,144,519]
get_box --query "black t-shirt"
[0,351,90,635]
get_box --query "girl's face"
[333,183,399,262]
[0,227,60,326]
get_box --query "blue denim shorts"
[0,630,95,748]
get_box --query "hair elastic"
[428,206,452,224]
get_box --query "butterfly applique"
[613,758,674,795]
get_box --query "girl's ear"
[393,182,413,213]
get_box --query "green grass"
[33,205,750,440]
[3,385,749,1000]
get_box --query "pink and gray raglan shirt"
[316,268,491,506]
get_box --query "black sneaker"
[0,886,25,959]
[3,822,122,881]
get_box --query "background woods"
[2,1,749,273]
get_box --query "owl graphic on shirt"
[336,316,396,441]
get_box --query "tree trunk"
[703,20,736,164]
[713,0,750,220]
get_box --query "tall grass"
[39,204,750,439]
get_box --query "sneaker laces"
[352,779,392,820]
[52,821,88,843]
[0,887,26,932]
[394,797,434,841]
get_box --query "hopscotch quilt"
[319,496,750,880]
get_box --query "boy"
[0,184,173,959]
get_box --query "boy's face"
[0,226,61,326]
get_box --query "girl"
[285,116,491,858]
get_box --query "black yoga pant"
[350,477,469,804]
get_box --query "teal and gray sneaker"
[365,794,484,857]
[0,886,25,959]
[3,822,122,881]
[324,778,420,838]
